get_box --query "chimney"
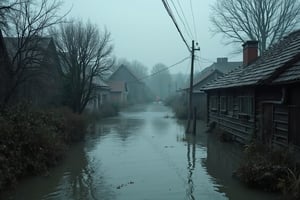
[243,41,258,66]
[217,57,228,63]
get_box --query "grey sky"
[63,0,242,74]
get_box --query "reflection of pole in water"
[186,137,196,200]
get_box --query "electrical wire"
[162,0,191,52]
[129,56,190,83]
[189,0,198,42]
[169,0,193,41]
[176,0,194,40]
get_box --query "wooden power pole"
[186,40,200,134]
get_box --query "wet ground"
[2,104,279,200]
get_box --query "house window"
[210,96,218,111]
[228,96,234,113]
[102,94,107,104]
[220,96,227,113]
[239,96,253,115]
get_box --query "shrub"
[166,94,188,119]
[236,142,300,199]
[0,104,87,191]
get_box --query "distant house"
[87,77,111,111]
[108,81,128,105]
[109,64,153,104]
[0,34,63,107]
[202,30,300,149]
[182,58,242,120]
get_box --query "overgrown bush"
[235,142,300,199]
[0,104,86,191]
[165,94,188,119]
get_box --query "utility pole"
[186,40,200,134]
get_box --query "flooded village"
[0,0,300,200]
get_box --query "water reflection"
[204,134,279,200]
[2,142,115,200]
[2,104,279,200]
[186,136,196,200]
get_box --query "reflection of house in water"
[204,134,278,200]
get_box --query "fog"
[62,0,242,74]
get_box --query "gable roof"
[273,60,300,84]
[3,37,53,62]
[194,58,242,85]
[182,58,241,90]
[202,30,300,90]
[93,76,110,89]
[109,64,142,84]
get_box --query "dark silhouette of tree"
[2,0,66,105]
[210,0,300,53]
[0,0,18,32]
[52,20,114,114]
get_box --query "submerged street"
[2,104,278,200]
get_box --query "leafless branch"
[52,19,114,113]
[210,0,300,53]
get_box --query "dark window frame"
[238,96,254,118]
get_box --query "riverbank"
[0,104,87,192]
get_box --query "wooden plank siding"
[207,89,255,143]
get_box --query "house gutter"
[260,87,287,105]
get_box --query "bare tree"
[2,0,66,104]
[52,20,114,114]
[210,0,300,53]
[0,0,19,32]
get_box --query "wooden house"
[108,81,128,105]
[109,64,153,104]
[87,77,111,111]
[1,35,63,107]
[202,30,300,149]
[182,58,241,120]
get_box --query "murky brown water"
[2,104,279,200]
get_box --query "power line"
[176,0,194,40]
[169,0,193,40]
[130,56,190,83]
[162,0,191,52]
[189,0,198,42]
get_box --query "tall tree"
[52,20,114,114]
[0,0,17,32]
[210,0,300,53]
[2,0,65,104]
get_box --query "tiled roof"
[109,64,142,83]
[273,60,300,84]
[202,30,300,90]
[195,60,241,84]
[182,59,242,90]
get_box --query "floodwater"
[2,104,279,200]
